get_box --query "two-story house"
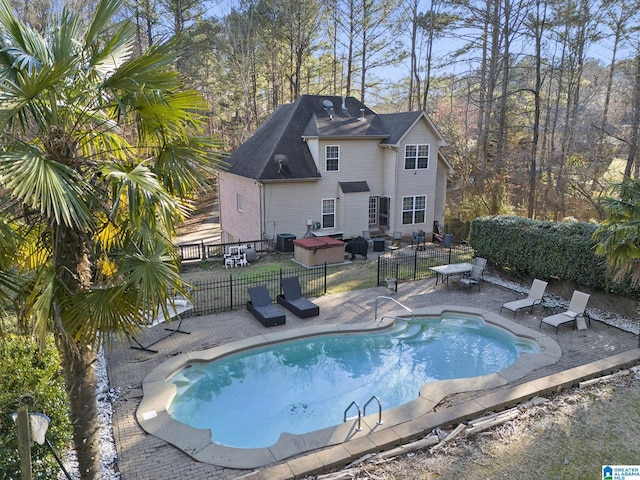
[218,95,451,244]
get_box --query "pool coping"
[136,305,562,469]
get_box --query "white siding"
[390,118,440,236]
[339,190,370,238]
[220,114,448,243]
[262,182,323,239]
[306,138,320,170]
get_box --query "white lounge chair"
[501,279,548,318]
[540,290,591,333]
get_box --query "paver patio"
[107,277,640,480]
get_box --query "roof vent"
[359,109,366,121]
[341,97,347,110]
[274,154,290,177]
[322,99,334,120]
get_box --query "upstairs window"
[237,193,243,212]
[402,195,426,225]
[325,145,340,171]
[404,144,429,169]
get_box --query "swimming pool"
[136,306,561,469]
[167,314,539,449]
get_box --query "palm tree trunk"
[53,224,100,480]
[54,305,101,480]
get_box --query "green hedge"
[468,216,637,296]
[0,334,72,479]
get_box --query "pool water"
[167,315,539,449]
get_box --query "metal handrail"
[375,295,414,322]
[363,395,383,425]
[343,401,362,431]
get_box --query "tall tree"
[0,0,223,478]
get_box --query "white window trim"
[236,193,243,212]
[404,144,430,170]
[401,195,426,225]
[321,198,336,229]
[325,145,340,172]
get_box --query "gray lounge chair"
[247,286,286,327]
[277,277,320,318]
[459,264,484,291]
[540,290,590,333]
[501,279,548,318]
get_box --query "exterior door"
[368,197,378,226]
[378,196,390,228]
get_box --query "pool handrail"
[363,395,383,425]
[374,295,414,322]
[343,401,362,431]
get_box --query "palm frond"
[104,41,181,93]
[155,136,226,198]
[89,22,136,79]
[0,0,51,67]
[51,8,83,63]
[0,59,77,129]
[102,161,181,239]
[84,0,125,48]
[594,176,640,287]
[0,143,92,228]
[60,285,142,350]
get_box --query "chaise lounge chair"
[247,286,286,327]
[277,277,320,318]
[500,279,548,318]
[540,290,590,333]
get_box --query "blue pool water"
[167,315,539,449]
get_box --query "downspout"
[258,181,264,240]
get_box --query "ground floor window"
[322,198,335,228]
[402,195,426,225]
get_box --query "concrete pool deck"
[107,277,640,480]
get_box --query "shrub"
[0,334,71,479]
[469,215,637,296]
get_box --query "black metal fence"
[179,239,273,262]
[377,244,475,286]
[187,264,327,316]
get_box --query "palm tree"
[0,0,224,477]
[593,176,640,287]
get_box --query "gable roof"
[225,95,446,181]
[377,111,448,147]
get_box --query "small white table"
[430,262,474,285]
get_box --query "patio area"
[106,277,640,480]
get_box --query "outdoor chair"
[474,257,487,269]
[362,230,373,250]
[277,277,320,318]
[247,285,286,327]
[235,253,249,267]
[540,290,591,333]
[386,231,402,252]
[500,279,548,318]
[458,264,484,291]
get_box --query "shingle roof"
[339,181,370,193]
[225,95,443,181]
